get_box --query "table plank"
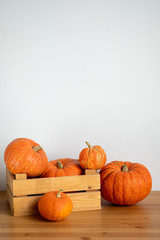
[0,191,160,240]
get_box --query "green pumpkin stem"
[56,161,64,169]
[56,189,63,198]
[85,141,92,149]
[121,165,129,172]
[32,145,42,152]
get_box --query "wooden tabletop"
[0,191,160,240]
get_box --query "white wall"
[0,0,160,190]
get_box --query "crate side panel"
[11,191,101,216]
[12,174,100,196]
[6,185,14,215]
[13,195,41,216]
[6,168,14,193]
[85,169,99,175]
[67,191,101,212]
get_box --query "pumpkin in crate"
[41,158,84,177]
[4,138,48,177]
[79,141,107,170]
[38,189,73,221]
[100,161,152,205]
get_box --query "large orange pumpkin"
[100,161,152,205]
[4,138,48,177]
[79,141,106,170]
[38,189,73,221]
[41,158,83,177]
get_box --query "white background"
[0,0,160,190]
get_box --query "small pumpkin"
[4,138,48,177]
[38,189,73,221]
[100,161,152,205]
[41,158,83,178]
[79,141,107,170]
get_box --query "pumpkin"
[79,141,107,170]
[41,158,83,178]
[38,189,73,221]
[100,161,152,205]
[4,138,48,177]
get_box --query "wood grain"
[7,185,101,216]
[0,191,160,240]
[6,168,101,215]
[6,168,100,196]
[6,168,14,193]
[15,173,27,180]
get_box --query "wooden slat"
[6,184,14,215]
[15,173,27,180]
[85,169,99,175]
[6,168,14,193]
[9,191,101,216]
[67,191,101,212]
[12,174,100,196]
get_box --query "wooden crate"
[6,168,101,216]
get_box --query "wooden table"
[0,191,160,240]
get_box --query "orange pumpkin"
[41,158,83,177]
[79,141,107,170]
[4,138,48,177]
[38,189,73,221]
[100,161,152,205]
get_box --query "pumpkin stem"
[56,161,64,169]
[56,189,63,198]
[32,145,42,152]
[121,165,129,172]
[85,141,92,149]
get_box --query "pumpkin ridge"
[38,153,45,177]
[87,148,90,169]
[49,195,54,220]
[134,170,147,202]
[8,150,25,174]
[126,171,132,205]
[100,163,115,173]
[61,158,74,166]
[101,170,116,184]
[132,170,146,202]
[55,168,66,177]
[129,163,139,170]
[22,151,34,174]
[128,171,135,204]
[40,165,52,177]
[134,168,151,200]
[112,171,120,204]
[64,160,77,168]
[64,164,81,176]
[17,150,34,175]
[63,167,71,176]
[100,166,117,175]
[101,171,116,203]
[130,171,136,204]
[39,194,50,219]
[131,165,149,171]
[130,163,143,170]
[113,161,123,169]
[122,172,124,205]
[93,147,102,168]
